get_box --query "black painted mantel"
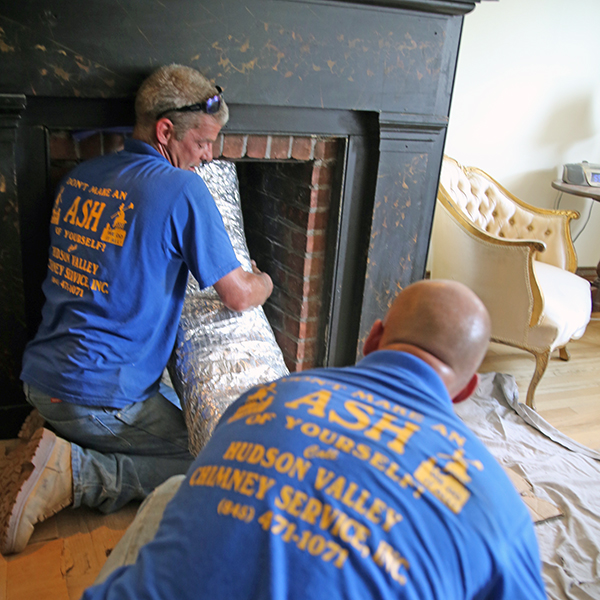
[0,0,481,437]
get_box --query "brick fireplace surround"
[49,130,340,372]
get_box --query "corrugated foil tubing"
[168,160,289,456]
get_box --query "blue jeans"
[23,383,194,514]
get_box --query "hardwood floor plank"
[87,504,140,567]
[4,507,138,600]
[6,540,70,600]
[1,554,7,600]
[55,509,105,600]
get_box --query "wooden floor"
[479,316,600,452]
[1,319,599,599]
[0,502,139,600]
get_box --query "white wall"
[442,0,600,267]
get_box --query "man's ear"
[155,118,174,145]
[363,319,384,356]
[452,373,479,404]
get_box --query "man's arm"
[213,261,273,312]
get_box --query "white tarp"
[456,373,600,600]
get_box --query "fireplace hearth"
[0,0,483,436]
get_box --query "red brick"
[283,314,302,339]
[310,231,327,253]
[313,139,339,161]
[287,229,306,254]
[270,264,287,289]
[222,135,246,159]
[283,294,308,319]
[302,255,325,279]
[246,136,268,159]
[50,164,77,191]
[284,315,320,340]
[266,246,288,269]
[291,137,314,161]
[289,360,303,373]
[285,205,309,229]
[103,133,125,155]
[277,347,297,369]
[304,297,322,318]
[267,287,285,314]
[290,230,327,254]
[274,330,300,358]
[264,304,284,332]
[50,132,78,160]
[311,164,333,187]
[281,271,303,298]
[309,188,332,210]
[304,276,323,298]
[302,319,320,340]
[263,215,285,242]
[295,357,317,371]
[304,339,318,360]
[212,134,223,158]
[307,209,329,231]
[283,295,320,320]
[283,251,307,276]
[294,340,307,361]
[288,339,318,365]
[269,136,291,159]
[79,133,102,160]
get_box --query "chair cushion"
[532,261,591,349]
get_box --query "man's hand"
[213,263,273,312]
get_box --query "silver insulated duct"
[168,160,289,456]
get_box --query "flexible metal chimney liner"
[168,160,289,456]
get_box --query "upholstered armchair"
[430,156,591,409]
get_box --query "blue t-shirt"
[83,352,547,599]
[21,139,240,408]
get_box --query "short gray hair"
[135,64,228,139]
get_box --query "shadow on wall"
[504,168,558,206]
[535,94,597,151]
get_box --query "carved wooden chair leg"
[558,345,570,361]
[525,350,550,410]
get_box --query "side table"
[551,180,600,312]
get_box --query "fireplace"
[0,0,483,436]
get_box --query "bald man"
[83,280,547,600]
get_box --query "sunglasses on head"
[156,86,223,120]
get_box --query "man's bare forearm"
[213,264,273,312]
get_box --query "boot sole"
[18,410,46,442]
[0,428,57,555]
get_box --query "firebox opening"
[237,149,341,373]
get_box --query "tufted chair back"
[439,157,576,271]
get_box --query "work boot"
[0,427,73,555]
[18,409,46,442]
